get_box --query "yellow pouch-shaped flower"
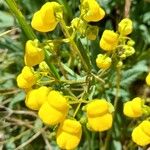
[16,66,36,89]
[31,2,60,32]
[96,54,112,69]
[146,73,150,86]
[25,86,50,110]
[88,113,113,132]
[118,18,132,35]
[38,90,69,125]
[56,119,82,150]
[86,99,113,131]
[82,0,105,22]
[16,74,29,89]
[123,97,143,118]
[132,120,150,146]
[100,30,119,51]
[24,40,44,67]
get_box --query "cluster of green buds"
[96,18,135,71]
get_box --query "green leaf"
[0,11,14,28]
[121,61,148,89]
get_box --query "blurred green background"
[0,0,150,149]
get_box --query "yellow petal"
[48,90,69,111]
[132,125,150,146]
[139,120,150,137]
[56,119,82,150]
[82,0,105,22]
[118,18,132,35]
[86,99,109,117]
[146,73,150,86]
[25,89,39,110]
[38,101,66,125]
[88,113,113,131]
[100,30,118,51]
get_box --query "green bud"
[86,25,99,40]
[120,54,126,59]
[116,61,123,68]
[127,39,135,46]
[80,116,87,124]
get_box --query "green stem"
[104,68,121,150]
[5,0,36,40]
[59,19,90,72]
[73,103,81,118]
[45,50,60,80]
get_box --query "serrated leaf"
[121,61,148,88]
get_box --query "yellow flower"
[24,40,44,67]
[38,90,69,125]
[96,54,112,69]
[31,2,61,32]
[132,120,150,146]
[56,119,82,150]
[16,66,36,89]
[25,86,50,110]
[86,99,113,132]
[118,18,132,35]
[81,0,105,22]
[123,97,143,118]
[100,30,119,51]
[146,73,150,86]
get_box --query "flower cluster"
[16,0,150,149]
[16,1,115,149]
[123,75,150,146]
[96,18,135,70]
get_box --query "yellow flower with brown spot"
[25,86,50,110]
[118,18,133,35]
[38,90,69,125]
[100,30,119,51]
[24,40,45,67]
[56,119,82,150]
[81,0,105,22]
[86,99,113,132]
[132,120,150,146]
[146,73,150,86]
[31,2,61,32]
[16,66,36,89]
[96,54,112,69]
[123,97,143,118]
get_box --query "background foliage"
[0,0,150,149]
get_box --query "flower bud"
[118,18,133,35]
[86,99,113,132]
[146,73,150,86]
[81,0,105,22]
[71,17,80,29]
[56,119,82,150]
[123,97,143,118]
[132,120,150,146]
[38,90,69,125]
[39,61,49,72]
[31,2,61,32]
[24,40,45,67]
[96,54,112,69]
[123,45,135,57]
[100,30,119,51]
[71,17,87,36]
[127,39,135,46]
[25,86,50,110]
[16,66,36,89]
[86,25,99,40]
[116,61,123,68]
